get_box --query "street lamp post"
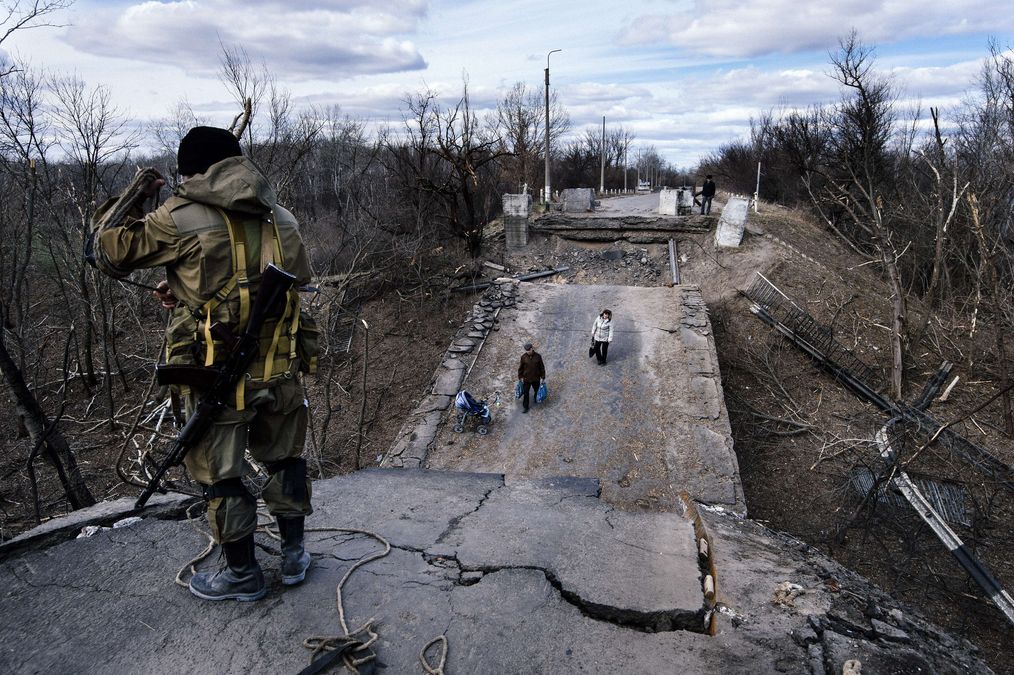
[544,48,561,206]
[354,318,369,470]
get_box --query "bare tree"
[0,58,50,333]
[49,74,139,421]
[399,79,509,256]
[218,43,265,143]
[0,1,70,78]
[493,81,569,193]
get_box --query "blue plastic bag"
[515,381,523,400]
[536,381,548,403]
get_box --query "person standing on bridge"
[88,126,316,602]
[591,309,613,365]
[699,175,716,215]
[517,342,546,414]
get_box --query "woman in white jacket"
[591,309,613,365]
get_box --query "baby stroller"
[452,391,492,435]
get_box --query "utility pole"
[544,49,562,206]
[599,116,605,194]
[623,144,628,193]
[754,161,761,213]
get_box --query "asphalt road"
[426,282,744,512]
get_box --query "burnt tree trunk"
[0,332,95,509]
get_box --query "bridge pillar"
[503,193,531,248]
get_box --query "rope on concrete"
[419,635,448,674]
[175,506,451,673]
[300,526,389,673]
[174,501,215,588]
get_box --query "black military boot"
[189,534,267,601]
[277,516,312,585]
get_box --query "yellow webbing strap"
[258,208,299,382]
[271,210,300,366]
[218,208,251,334]
[270,208,286,266]
[261,291,292,382]
[289,291,300,362]
[202,305,215,367]
[196,208,254,409]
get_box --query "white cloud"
[64,0,428,78]
[619,0,1014,57]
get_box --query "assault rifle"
[134,263,297,509]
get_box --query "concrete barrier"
[561,188,594,213]
[659,187,696,216]
[503,193,532,218]
[659,188,678,215]
[715,195,750,247]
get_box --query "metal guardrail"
[848,466,973,528]
[746,272,879,386]
[746,272,1014,493]
[876,423,1014,627]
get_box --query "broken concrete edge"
[694,503,991,672]
[529,219,712,244]
[380,281,520,468]
[680,493,721,635]
[0,491,199,561]
[543,232,709,245]
[681,286,749,515]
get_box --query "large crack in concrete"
[421,549,708,635]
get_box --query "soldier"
[90,126,317,601]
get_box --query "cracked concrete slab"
[426,282,745,514]
[440,479,704,631]
[0,469,989,673]
[0,469,705,673]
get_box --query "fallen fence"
[876,420,1014,627]
[745,273,1014,493]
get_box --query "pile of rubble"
[382,280,518,468]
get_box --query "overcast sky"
[3,0,1014,167]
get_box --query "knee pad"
[265,457,307,502]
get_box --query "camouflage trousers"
[183,375,312,543]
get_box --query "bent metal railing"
[875,421,1014,627]
[745,273,1014,492]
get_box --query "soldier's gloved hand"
[153,280,178,309]
[142,168,166,197]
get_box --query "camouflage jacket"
[91,157,315,375]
